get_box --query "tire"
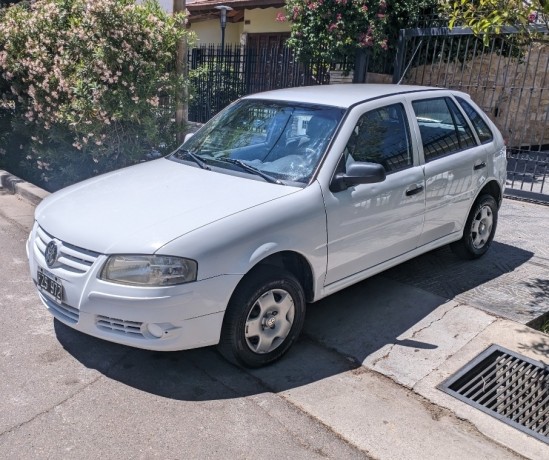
[451,194,498,260]
[218,266,306,368]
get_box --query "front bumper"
[28,223,241,351]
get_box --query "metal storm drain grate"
[439,344,549,444]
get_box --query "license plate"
[37,269,63,303]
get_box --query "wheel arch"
[231,250,316,304]
[218,255,311,367]
[476,179,503,209]
[455,179,502,242]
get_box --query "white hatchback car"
[28,85,507,367]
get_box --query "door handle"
[405,184,424,196]
[474,161,486,170]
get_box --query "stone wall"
[329,71,393,84]
[405,44,549,149]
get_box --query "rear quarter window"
[456,96,494,144]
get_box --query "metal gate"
[188,44,330,123]
[393,26,549,203]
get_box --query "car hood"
[35,158,299,254]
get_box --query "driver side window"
[345,104,413,173]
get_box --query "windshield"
[170,99,345,184]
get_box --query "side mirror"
[184,132,195,143]
[330,162,386,192]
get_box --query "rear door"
[407,94,488,246]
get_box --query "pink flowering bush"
[283,0,389,63]
[0,0,190,189]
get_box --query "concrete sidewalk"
[1,169,548,459]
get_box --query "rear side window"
[345,103,413,173]
[412,97,477,162]
[456,96,494,144]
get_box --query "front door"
[323,101,425,285]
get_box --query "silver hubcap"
[471,204,493,249]
[244,288,295,354]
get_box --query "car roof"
[243,84,446,108]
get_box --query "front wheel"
[218,266,306,368]
[451,194,498,259]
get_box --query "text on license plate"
[38,270,63,302]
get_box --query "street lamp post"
[215,5,233,54]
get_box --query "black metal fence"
[187,44,392,123]
[188,44,330,123]
[186,31,549,202]
[393,26,549,202]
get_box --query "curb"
[0,170,50,205]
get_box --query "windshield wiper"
[175,149,211,170]
[218,158,283,185]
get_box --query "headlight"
[100,255,197,286]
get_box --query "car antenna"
[397,39,423,85]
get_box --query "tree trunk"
[173,0,187,143]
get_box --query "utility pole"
[173,0,187,143]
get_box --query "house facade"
[158,0,291,47]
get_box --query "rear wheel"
[218,266,306,368]
[451,194,498,259]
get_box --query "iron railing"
[187,44,393,124]
[185,32,549,202]
[393,25,549,201]
[188,44,331,123]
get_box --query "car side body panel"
[158,180,328,293]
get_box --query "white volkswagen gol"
[28,85,507,367]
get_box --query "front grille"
[35,226,100,274]
[39,291,79,324]
[439,344,549,444]
[96,315,144,337]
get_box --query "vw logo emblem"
[45,241,58,268]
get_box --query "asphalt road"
[1,190,547,459]
[0,193,368,459]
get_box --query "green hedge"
[0,0,191,190]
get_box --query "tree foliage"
[281,0,390,63]
[0,0,191,190]
[447,0,549,43]
[281,0,440,67]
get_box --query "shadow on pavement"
[383,241,534,299]
[55,240,534,401]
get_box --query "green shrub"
[0,0,191,190]
[282,0,389,64]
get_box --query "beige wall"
[243,7,291,34]
[189,7,291,46]
[191,20,243,46]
